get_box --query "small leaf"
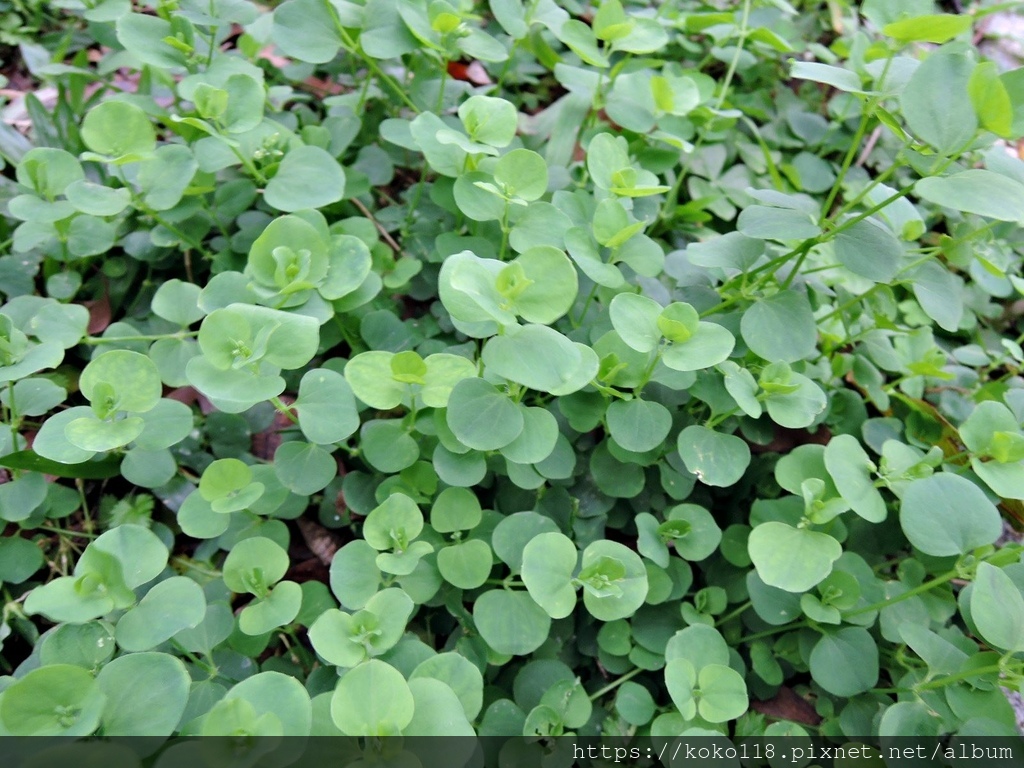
[748,522,841,593]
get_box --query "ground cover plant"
[1,0,1024,748]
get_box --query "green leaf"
[331,660,415,736]
[606,398,672,452]
[65,179,130,217]
[0,664,105,735]
[410,652,484,721]
[695,664,749,723]
[494,149,548,201]
[17,148,84,197]
[403,678,475,736]
[330,540,381,609]
[431,487,482,533]
[833,217,903,282]
[115,576,206,651]
[899,474,1002,556]
[558,20,610,67]
[499,405,559,464]
[521,531,578,619]
[65,415,144,452]
[473,589,551,655]
[748,522,842,593]
[740,291,817,363]
[92,524,167,589]
[677,425,750,488]
[578,540,648,621]
[0,536,43,584]
[199,458,263,513]
[664,503,722,562]
[437,539,493,590]
[609,293,661,353]
[900,51,978,154]
[883,13,971,43]
[459,95,518,148]
[810,627,878,696]
[968,61,1013,137]
[151,279,204,326]
[223,537,289,594]
[311,588,413,667]
[482,324,598,395]
[506,246,578,324]
[222,671,311,736]
[915,169,1024,223]
[970,563,1024,653]
[824,434,886,523]
[0,450,121,479]
[790,61,864,92]
[272,0,344,63]
[344,351,406,410]
[737,206,822,240]
[80,350,162,414]
[264,145,346,212]
[80,101,155,160]
[137,145,197,210]
[239,580,303,634]
[665,659,747,723]
[115,13,189,70]
[447,377,524,451]
[661,319,735,372]
[363,493,424,552]
[292,369,360,445]
[95,653,190,736]
[273,441,336,495]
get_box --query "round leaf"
[331,660,415,736]
[447,377,524,451]
[264,145,346,211]
[748,522,842,593]
[473,589,551,656]
[677,425,750,488]
[899,474,1002,556]
[521,532,578,619]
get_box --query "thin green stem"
[498,202,510,260]
[571,283,600,328]
[737,621,810,645]
[714,0,752,112]
[81,332,198,345]
[7,382,19,453]
[588,666,644,701]
[658,0,752,224]
[323,1,420,113]
[172,556,222,578]
[843,570,958,618]
[874,664,1007,695]
[436,59,449,113]
[271,396,299,425]
[41,526,98,539]
[714,600,752,627]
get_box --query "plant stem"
[81,331,199,345]
[714,600,752,627]
[873,664,1007,695]
[658,0,752,224]
[571,282,600,328]
[171,556,222,578]
[737,620,810,644]
[271,396,299,424]
[843,569,958,618]
[323,1,420,114]
[41,526,97,538]
[588,665,644,701]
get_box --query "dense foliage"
[1,0,1024,744]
